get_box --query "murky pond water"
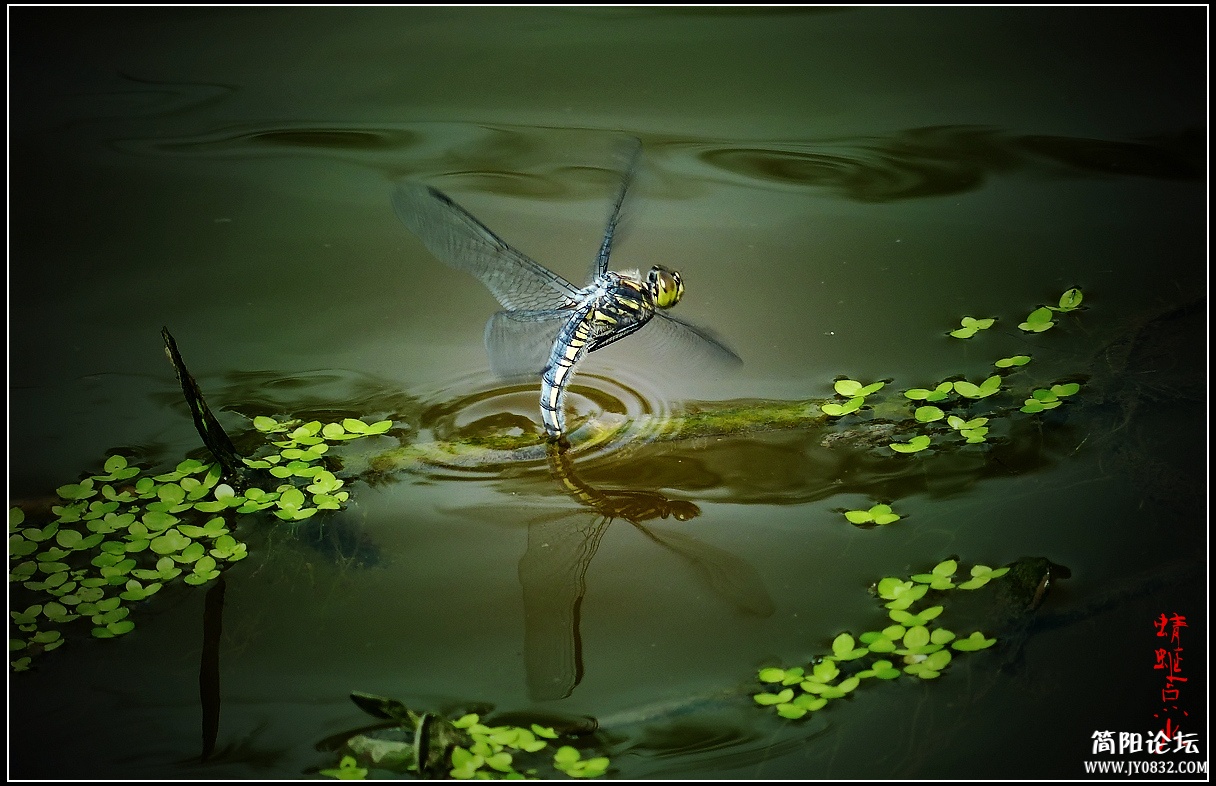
[9,7,1207,780]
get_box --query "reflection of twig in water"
[519,447,775,701]
[200,577,225,762]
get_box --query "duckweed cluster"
[818,289,1086,456]
[322,694,611,780]
[9,416,392,672]
[752,559,1006,720]
[450,714,608,780]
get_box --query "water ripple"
[411,369,672,476]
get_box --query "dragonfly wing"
[393,183,580,311]
[633,312,744,370]
[590,137,644,281]
[485,309,571,378]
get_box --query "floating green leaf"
[914,405,944,423]
[56,480,97,501]
[253,415,291,434]
[949,316,995,339]
[753,688,795,705]
[844,503,901,527]
[856,659,901,680]
[1018,306,1055,332]
[952,631,998,651]
[904,649,953,679]
[120,579,162,602]
[320,755,368,780]
[150,529,192,556]
[834,379,884,397]
[821,397,863,417]
[1053,288,1083,312]
[91,619,136,638]
[758,667,789,684]
[995,355,1031,368]
[953,375,1001,399]
[904,381,953,402]
[956,564,1009,590]
[889,435,931,454]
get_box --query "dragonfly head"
[647,265,684,309]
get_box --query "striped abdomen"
[540,275,653,439]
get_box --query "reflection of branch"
[199,577,225,761]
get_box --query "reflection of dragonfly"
[518,446,774,701]
[393,140,741,442]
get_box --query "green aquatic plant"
[949,316,995,339]
[904,381,954,402]
[1019,307,1056,333]
[821,379,885,417]
[952,375,1002,400]
[319,756,368,780]
[889,435,931,454]
[553,746,611,779]
[320,696,609,780]
[956,563,1010,590]
[1018,288,1084,333]
[994,355,1031,368]
[914,405,945,423]
[1052,287,1084,313]
[843,504,902,527]
[1020,382,1082,413]
[952,631,999,651]
[752,559,1007,720]
[910,559,959,589]
[9,414,394,671]
[946,415,990,444]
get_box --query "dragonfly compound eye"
[648,266,684,309]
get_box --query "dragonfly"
[392,141,741,442]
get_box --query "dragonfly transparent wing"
[590,137,643,281]
[484,309,571,378]
[618,311,743,370]
[393,183,581,312]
